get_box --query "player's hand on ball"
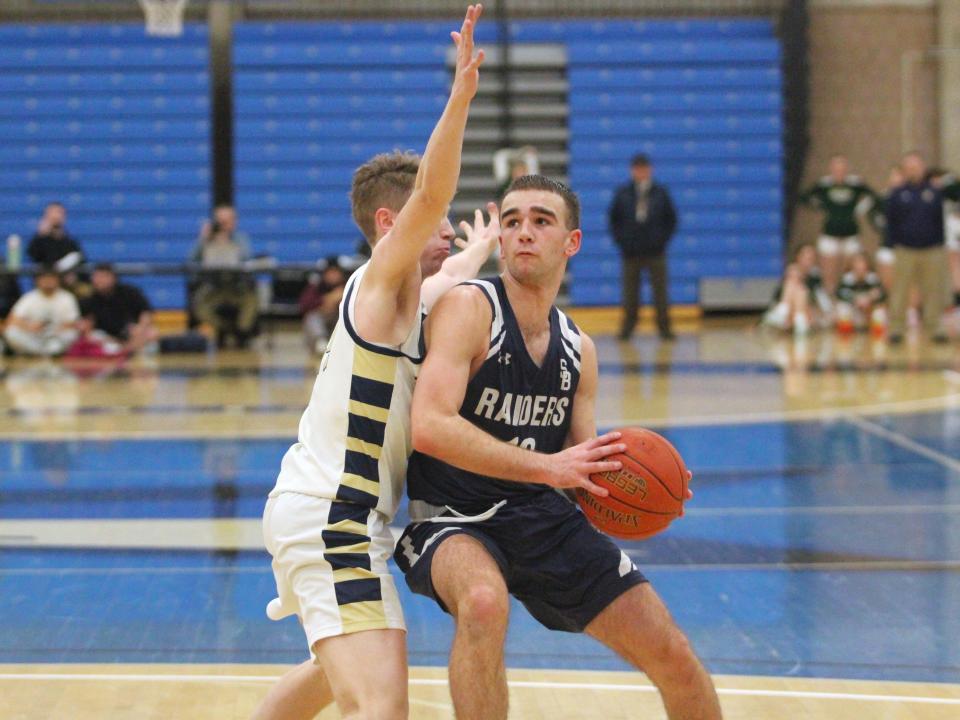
[540,431,625,497]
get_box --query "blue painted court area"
[0,411,958,683]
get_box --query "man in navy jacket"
[885,152,960,343]
[608,154,678,340]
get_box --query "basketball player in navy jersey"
[253,9,627,720]
[396,175,723,719]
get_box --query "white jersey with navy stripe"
[270,261,424,519]
[405,276,582,512]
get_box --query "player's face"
[901,154,926,183]
[36,273,59,294]
[92,270,116,294]
[829,156,848,181]
[418,216,455,278]
[850,255,868,277]
[499,189,581,282]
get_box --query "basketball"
[576,427,688,540]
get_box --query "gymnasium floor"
[1,314,959,719]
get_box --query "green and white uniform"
[798,175,882,256]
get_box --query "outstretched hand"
[455,202,500,255]
[450,4,485,101]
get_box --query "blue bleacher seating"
[0,17,783,308]
[0,22,209,302]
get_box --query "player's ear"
[374,207,396,236]
[563,229,582,258]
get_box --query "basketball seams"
[621,451,685,505]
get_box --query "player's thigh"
[431,532,510,621]
[313,628,408,715]
[585,582,695,671]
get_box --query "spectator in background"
[874,164,904,291]
[298,257,348,354]
[835,253,886,335]
[493,145,540,197]
[190,204,258,349]
[0,273,22,323]
[926,167,960,309]
[885,151,960,344]
[27,202,84,269]
[81,263,158,354]
[762,245,831,335]
[797,154,883,295]
[3,267,80,356]
[608,153,677,341]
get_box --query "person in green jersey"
[798,154,883,295]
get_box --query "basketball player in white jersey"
[254,7,626,719]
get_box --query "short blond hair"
[350,151,420,243]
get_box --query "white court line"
[843,414,960,476]
[0,673,957,706]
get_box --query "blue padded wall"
[0,23,210,308]
[233,21,457,261]
[562,19,783,306]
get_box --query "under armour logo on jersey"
[560,358,571,391]
[498,352,512,366]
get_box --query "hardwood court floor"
[1,314,959,719]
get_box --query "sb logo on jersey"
[559,359,571,391]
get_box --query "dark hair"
[630,153,651,168]
[501,174,581,230]
[35,265,59,278]
[93,262,115,274]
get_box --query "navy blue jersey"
[406,277,583,512]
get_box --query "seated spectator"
[835,253,887,335]
[80,263,159,354]
[27,202,84,268]
[189,204,258,349]
[299,257,348,354]
[3,267,80,356]
[762,245,832,335]
[1,272,22,322]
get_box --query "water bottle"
[6,234,21,270]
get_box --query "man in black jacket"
[27,202,84,268]
[608,154,678,340]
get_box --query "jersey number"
[509,436,536,450]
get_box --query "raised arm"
[364,5,485,290]
[420,202,500,311]
[410,287,623,495]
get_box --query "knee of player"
[646,628,700,679]
[454,582,510,630]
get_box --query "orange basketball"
[576,427,688,540]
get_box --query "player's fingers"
[580,479,609,498]
[586,459,622,475]
[474,207,483,229]
[459,220,471,234]
[453,237,468,250]
[586,445,626,463]
[470,48,485,70]
[584,431,622,449]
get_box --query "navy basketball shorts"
[394,490,648,633]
